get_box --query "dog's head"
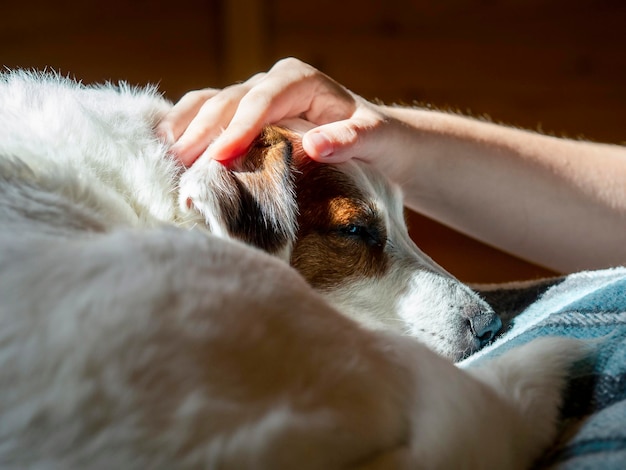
[181,124,501,361]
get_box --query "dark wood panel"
[267,1,626,144]
[0,0,221,100]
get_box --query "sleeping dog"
[0,71,584,468]
[180,120,503,361]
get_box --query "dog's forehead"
[272,125,404,225]
[294,158,381,220]
[344,160,404,219]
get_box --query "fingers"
[163,74,265,166]
[204,58,349,162]
[156,89,219,145]
[170,87,251,166]
[158,57,367,167]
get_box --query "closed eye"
[338,224,385,248]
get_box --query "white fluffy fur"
[0,71,586,468]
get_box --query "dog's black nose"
[468,311,502,346]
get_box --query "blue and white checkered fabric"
[461,267,626,469]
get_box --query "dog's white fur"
[0,71,585,468]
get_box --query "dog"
[180,120,504,361]
[0,70,586,468]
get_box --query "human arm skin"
[375,106,626,273]
[157,58,626,273]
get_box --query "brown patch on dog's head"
[289,154,390,290]
[206,125,390,286]
[210,126,298,255]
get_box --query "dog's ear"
[179,126,301,259]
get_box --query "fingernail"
[169,140,183,156]
[305,132,333,158]
[169,141,196,167]
[211,136,247,162]
[213,146,247,164]
[155,124,175,145]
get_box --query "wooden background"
[2,0,625,283]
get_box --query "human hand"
[156,58,391,168]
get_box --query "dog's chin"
[405,328,483,362]
[442,311,502,362]
[450,336,486,362]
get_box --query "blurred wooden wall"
[2,0,625,283]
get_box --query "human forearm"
[381,105,626,272]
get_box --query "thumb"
[303,119,378,164]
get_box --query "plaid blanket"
[460,267,626,469]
